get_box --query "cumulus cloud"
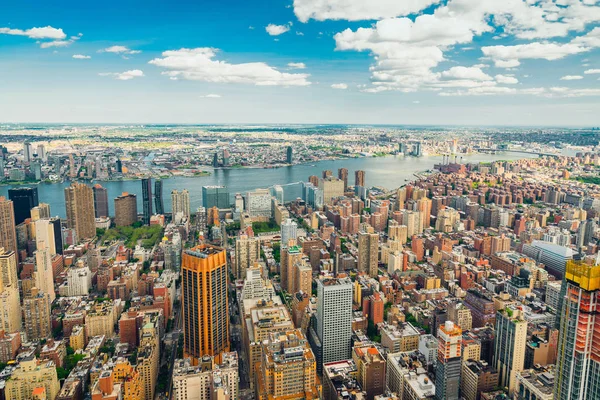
[322,0,600,93]
[99,69,145,80]
[584,69,600,74]
[72,54,91,59]
[266,23,291,36]
[101,45,141,55]
[560,75,584,80]
[287,62,306,69]
[293,0,441,22]
[0,26,66,40]
[149,48,311,86]
[495,74,519,84]
[200,94,222,98]
[331,83,348,89]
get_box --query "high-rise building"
[202,186,230,209]
[23,288,52,341]
[64,182,96,240]
[0,248,21,333]
[435,321,462,400]
[255,329,320,400]
[173,353,239,400]
[141,178,153,225]
[245,188,272,217]
[171,189,191,221]
[271,185,284,205]
[30,203,51,221]
[154,179,164,215]
[93,184,109,219]
[352,342,386,400]
[338,168,348,191]
[50,218,63,255]
[309,277,353,374]
[234,234,261,279]
[4,354,60,400]
[358,226,379,277]
[280,245,304,293]
[355,170,366,188]
[281,218,298,247]
[114,192,138,227]
[318,177,345,205]
[182,245,230,364]
[555,256,600,400]
[286,146,293,164]
[22,141,32,163]
[493,306,527,396]
[8,187,38,225]
[0,197,17,253]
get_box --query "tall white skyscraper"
[310,277,353,374]
[35,219,56,257]
[281,218,298,247]
[172,189,191,221]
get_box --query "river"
[0,152,537,219]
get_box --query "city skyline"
[1,1,599,125]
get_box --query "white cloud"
[495,74,519,84]
[265,23,291,36]
[331,83,348,89]
[293,0,441,22]
[149,48,311,86]
[323,0,600,93]
[72,54,91,59]
[101,45,141,55]
[439,86,518,96]
[99,69,145,80]
[441,66,493,81]
[287,62,306,69]
[560,75,583,80]
[413,100,420,104]
[483,28,600,69]
[584,69,600,74]
[200,94,222,98]
[0,26,66,39]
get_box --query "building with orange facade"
[182,245,229,365]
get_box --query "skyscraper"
[154,179,164,215]
[50,218,63,255]
[93,184,109,218]
[182,245,230,364]
[172,189,191,221]
[435,321,462,400]
[310,277,353,374]
[281,218,298,247]
[22,141,32,163]
[64,182,96,240]
[555,255,600,400]
[255,329,320,400]
[234,234,261,279]
[355,170,366,188]
[202,186,230,209]
[493,306,527,396]
[338,168,348,191]
[141,178,153,225]
[286,146,293,164]
[0,248,21,334]
[358,226,379,277]
[0,197,17,253]
[114,193,138,227]
[8,187,38,225]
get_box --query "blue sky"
[0,0,599,125]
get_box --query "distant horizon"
[1,122,598,129]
